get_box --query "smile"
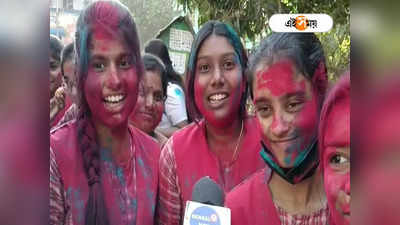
[208,93,228,104]
[103,94,126,104]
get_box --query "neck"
[94,121,131,163]
[269,168,326,214]
[206,117,243,156]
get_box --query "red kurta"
[157,116,265,224]
[50,120,160,225]
[225,168,329,225]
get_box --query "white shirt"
[157,82,188,129]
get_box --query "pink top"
[50,120,160,225]
[225,168,329,225]
[51,95,72,128]
[157,116,265,224]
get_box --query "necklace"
[224,120,244,172]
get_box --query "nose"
[270,112,290,138]
[107,63,121,90]
[144,94,154,109]
[210,66,225,88]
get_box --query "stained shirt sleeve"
[156,138,183,225]
[165,83,188,126]
[50,147,68,225]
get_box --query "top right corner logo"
[270,14,333,32]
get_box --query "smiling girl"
[157,21,265,224]
[50,1,160,224]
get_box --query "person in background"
[157,21,265,225]
[226,33,329,225]
[144,39,188,137]
[52,42,77,127]
[130,53,168,147]
[49,35,64,126]
[49,1,160,224]
[318,73,350,225]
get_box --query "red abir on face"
[253,59,318,168]
[130,70,164,134]
[84,30,139,128]
[194,35,244,128]
[323,97,350,225]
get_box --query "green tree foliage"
[177,0,349,80]
[120,0,181,47]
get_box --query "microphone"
[183,176,231,225]
[191,176,225,206]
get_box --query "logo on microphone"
[190,206,221,225]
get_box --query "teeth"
[104,94,125,103]
[209,93,227,101]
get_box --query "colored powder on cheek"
[256,60,298,97]
[295,89,318,140]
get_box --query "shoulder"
[130,125,161,157]
[171,121,202,145]
[50,119,77,145]
[226,167,270,207]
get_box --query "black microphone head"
[191,176,224,206]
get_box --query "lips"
[103,94,126,103]
[139,111,154,120]
[271,136,298,143]
[207,92,229,106]
[101,93,127,113]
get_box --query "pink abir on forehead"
[256,60,305,97]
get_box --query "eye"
[256,104,272,117]
[92,61,106,72]
[154,92,164,102]
[50,62,59,71]
[223,60,235,70]
[119,56,132,69]
[286,100,303,113]
[198,64,210,73]
[329,153,349,166]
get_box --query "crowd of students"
[49,1,350,225]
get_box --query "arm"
[156,139,183,225]
[156,120,188,138]
[50,147,67,225]
[50,87,66,124]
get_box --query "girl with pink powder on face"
[157,20,265,225]
[49,1,160,225]
[226,33,329,225]
[319,73,350,225]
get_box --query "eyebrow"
[282,91,306,100]
[197,52,236,61]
